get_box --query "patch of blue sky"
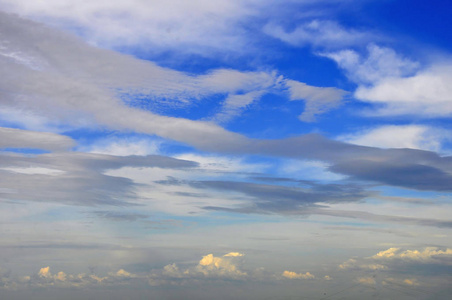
[0,148,51,155]
[300,218,380,228]
[122,92,228,121]
[361,0,452,51]
[191,210,290,226]
[222,93,311,139]
[370,185,450,205]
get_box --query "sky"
[0,0,451,299]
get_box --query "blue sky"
[0,1,451,299]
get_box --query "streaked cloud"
[285,79,346,122]
[338,125,448,152]
[264,19,373,48]
[0,127,75,151]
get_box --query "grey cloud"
[0,11,346,151]
[323,226,416,238]
[377,195,437,206]
[192,179,451,228]
[171,191,210,198]
[0,127,75,151]
[0,152,197,171]
[0,242,130,251]
[0,169,137,206]
[193,180,373,214]
[92,211,150,222]
[330,160,452,192]
[244,135,452,193]
[0,11,256,147]
[0,152,197,206]
[2,10,452,200]
[315,209,452,228]
[285,79,347,122]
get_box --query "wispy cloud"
[338,125,449,152]
[264,19,374,49]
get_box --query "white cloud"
[278,159,345,181]
[156,252,248,282]
[356,276,376,285]
[0,1,364,57]
[162,263,185,278]
[383,277,420,286]
[0,106,56,131]
[372,247,400,259]
[372,247,452,264]
[85,138,161,156]
[0,0,259,55]
[0,12,344,151]
[174,153,268,173]
[37,266,51,278]
[282,270,315,279]
[355,63,452,117]
[0,167,65,176]
[339,259,386,271]
[112,269,136,278]
[322,44,419,85]
[196,253,247,278]
[323,44,452,118]
[29,266,139,288]
[223,252,244,257]
[339,125,448,152]
[0,11,251,149]
[264,20,372,48]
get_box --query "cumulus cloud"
[336,246,452,288]
[113,269,136,278]
[22,266,138,288]
[282,270,315,279]
[339,259,386,271]
[356,276,376,285]
[372,247,452,264]
[196,252,247,278]
[372,247,400,259]
[383,277,420,286]
[153,252,249,284]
